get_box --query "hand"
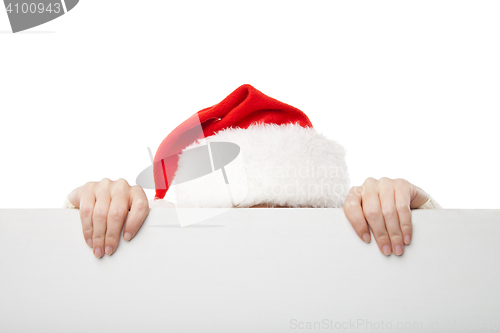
[343,177,429,256]
[67,178,150,258]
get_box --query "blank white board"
[0,208,499,332]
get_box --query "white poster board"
[0,208,499,332]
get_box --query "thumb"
[67,186,82,208]
[409,184,430,209]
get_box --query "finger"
[394,179,413,245]
[92,181,111,258]
[362,179,392,256]
[343,186,371,243]
[104,184,130,255]
[79,188,96,248]
[409,184,430,209]
[123,185,150,241]
[379,178,404,256]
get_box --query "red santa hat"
[153,84,350,208]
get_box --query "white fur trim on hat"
[172,123,350,208]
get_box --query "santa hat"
[153,84,350,208]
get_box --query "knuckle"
[99,178,111,187]
[364,177,376,184]
[82,181,95,190]
[394,178,409,188]
[93,233,105,241]
[381,207,396,219]
[400,223,412,232]
[108,207,126,220]
[80,206,93,219]
[374,232,390,242]
[364,206,380,219]
[114,178,130,190]
[344,200,359,208]
[105,234,119,246]
[134,199,149,212]
[347,186,357,194]
[131,185,145,194]
[93,209,107,221]
[388,229,403,238]
[82,227,93,236]
[396,202,410,212]
[379,176,391,183]
[116,178,129,184]
[351,186,364,196]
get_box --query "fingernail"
[404,234,411,244]
[395,245,403,256]
[94,247,102,258]
[105,246,113,255]
[362,233,371,243]
[383,245,392,256]
[124,232,132,241]
[86,238,93,248]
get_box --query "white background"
[1,0,498,209]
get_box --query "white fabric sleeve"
[415,194,442,209]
